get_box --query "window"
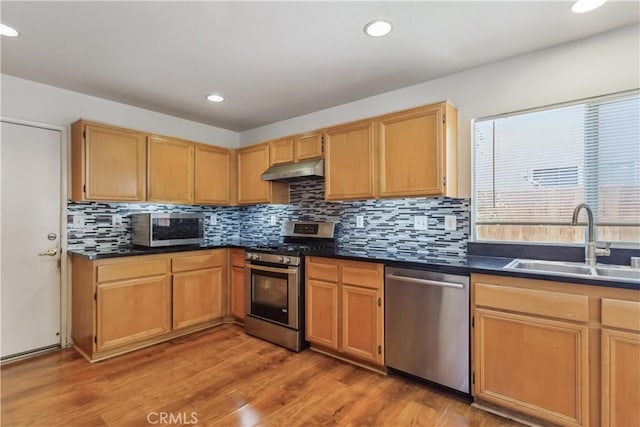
[473,91,640,245]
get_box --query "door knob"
[38,248,58,257]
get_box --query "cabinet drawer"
[342,265,381,290]
[475,283,589,323]
[172,251,225,272]
[230,249,246,267]
[307,261,339,283]
[97,259,168,282]
[602,298,640,332]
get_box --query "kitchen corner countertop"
[68,244,639,291]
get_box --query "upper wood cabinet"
[324,120,376,201]
[147,136,194,204]
[71,120,146,202]
[295,131,324,161]
[378,103,458,197]
[269,137,295,165]
[237,143,289,205]
[194,144,235,205]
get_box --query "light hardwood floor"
[1,325,520,426]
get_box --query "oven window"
[152,218,202,241]
[250,270,288,324]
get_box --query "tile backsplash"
[68,180,470,258]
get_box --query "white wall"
[0,74,239,148]
[239,24,640,197]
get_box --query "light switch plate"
[270,215,277,226]
[209,214,217,225]
[414,216,429,230]
[444,215,457,231]
[112,214,123,227]
[73,214,85,227]
[356,216,365,228]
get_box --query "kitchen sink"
[504,259,640,284]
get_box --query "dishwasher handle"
[385,273,464,289]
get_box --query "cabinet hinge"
[377,345,382,354]
[442,114,446,124]
[83,130,86,139]
[321,135,325,153]
[442,177,447,187]
[472,372,475,384]
[94,336,97,344]
[377,297,381,307]
[472,316,474,328]
[94,292,97,301]
[83,184,86,193]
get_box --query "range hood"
[261,158,324,182]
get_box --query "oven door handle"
[245,263,297,274]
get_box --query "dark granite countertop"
[68,244,639,290]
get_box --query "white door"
[1,121,62,359]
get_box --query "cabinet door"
[306,279,338,349]
[269,137,295,165]
[172,267,223,329]
[194,144,232,205]
[231,265,245,321]
[474,308,589,426]
[325,120,376,201]
[83,124,146,201]
[96,276,170,351]
[378,105,445,197]
[295,132,323,161]
[237,144,271,204]
[341,285,383,365]
[148,136,194,204]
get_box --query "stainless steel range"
[245,221,335,351]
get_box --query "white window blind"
[473,91,640,244]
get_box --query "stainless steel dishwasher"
[385,266,470,394]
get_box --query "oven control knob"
[254,253,261,261]
[283,257,291,264]
[277,256,285,263]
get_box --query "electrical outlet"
[270,215,277,226]
[356,216,365,228]
[444,215,457,231]
[414,216,429,230]
[112,214,123,227]
[73,214,85,227]
[209,214,217,225]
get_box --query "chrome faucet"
[571,203,610,267]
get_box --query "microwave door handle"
[245,263,296,275]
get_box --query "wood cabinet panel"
[97,259,169,283]
[269,137,295,165]
[601,328,640,427]
[475,282,589,322]
[306,259,339,283]
[306,279,339,350]
[147,136,194,203]
[230,249,245,268]
[172,267,223,329]
[378,105,444,197]
[231,265,245,321]
[325,120,376,200]
[194,144,233,205]
[602,298,640,331]
[342,264,381,290]
[295,132,323,160]
[96,276,170,351]
[71,121,146,201]
[237,143,289,205]
[474,308,589,426]
[341,285,383,365]
[172,251,225,273]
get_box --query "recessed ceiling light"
[0,24,19,38]
[364,20,392,38]
[206,94,225,103]
[571,0,607,13]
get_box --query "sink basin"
[504,259,640,284]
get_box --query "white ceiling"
[1,1,638,131]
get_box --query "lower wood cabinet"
[229,249,246,321]
[472,273,640,427]
[305,257,383,368]
[72,249,228,362]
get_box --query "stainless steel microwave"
[131,213,204,247]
